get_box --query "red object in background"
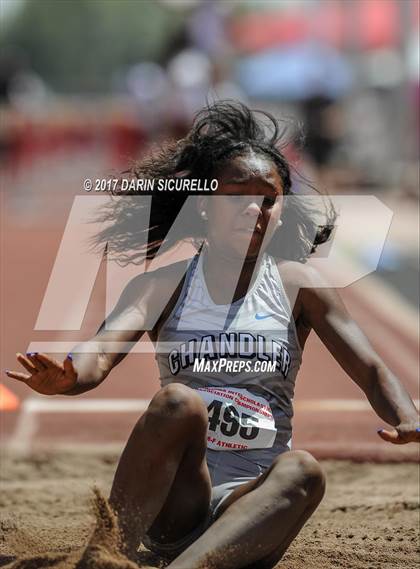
[357,0,399,50]
[109,121,147,169]
[1,109,148,176]
[230,0,419,53]
[230,10,308,53]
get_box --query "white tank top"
[155,249,303,467]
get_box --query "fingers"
[33,353,60,369]
[377,429,403,444]
[63,354,77,379]
[377,428,414,445]
[16,353,38,374]
[29,354,47,370]
[26,353,47,370]
[5,370,31,383]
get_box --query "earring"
[200,211,208,220]
[277,219,283,227]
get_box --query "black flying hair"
[92,100,336,265]
[176,101,292,194]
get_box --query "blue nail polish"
[67,354,73,360]
[416,428,420,433]
[377,429,384,433]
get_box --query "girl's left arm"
[298,266,419,445]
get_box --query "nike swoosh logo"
[255,313,275,320]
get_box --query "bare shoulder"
[110,259,189,312]
[274,258,347,325]
[121,258,191,306]
[275,259,328,291]
[94,258,192,341]
[275,258,349,328]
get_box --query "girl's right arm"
[6,269,167,396]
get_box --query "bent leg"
[109,383,211,559]
[167,450,326,569]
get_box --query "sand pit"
[0,449,419,569]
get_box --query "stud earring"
[277,219,283,227]
[200,211,208,220]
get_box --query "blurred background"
[1,0,419,459]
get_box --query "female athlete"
[6,101,419,569]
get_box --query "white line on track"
[20,398,151,413]
[17,397,420,413]
[7,399,39,454]
[7,397,420,455]
[14,397,420,414]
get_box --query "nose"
[243,197,263,217]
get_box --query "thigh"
[214,449,321,518]
[213,450,325,569]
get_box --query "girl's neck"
[201,244,265,304]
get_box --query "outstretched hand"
[377,422,420,445]
[6,353,78,395]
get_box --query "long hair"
[92,100,336,265]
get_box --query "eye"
[262,197,276,208]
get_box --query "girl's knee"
[289,450,326,502]
[293,451,325,500]
[146,383,208,429]
[271,450,326,503]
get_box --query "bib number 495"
[207,400,259,440]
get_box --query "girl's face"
[199,150,284,260]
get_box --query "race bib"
[196,387,277,451]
